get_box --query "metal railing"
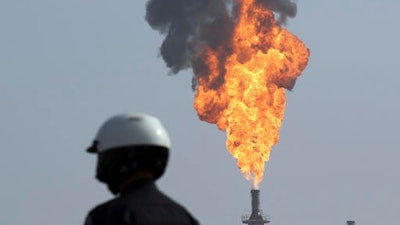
[241,214,271,223]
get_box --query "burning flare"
[193,0,309,187]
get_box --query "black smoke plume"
[257,0,297,24]
[145,0,298,89]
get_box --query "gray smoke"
[258,0,297,24]
[145,0,298,89]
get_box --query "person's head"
[86,113,170,194]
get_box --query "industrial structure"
[241,189,356,225]
[242,189,270,225]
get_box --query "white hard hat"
[87,113,171,153]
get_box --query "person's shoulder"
[155,189,200,224]
[88,197,116,214]
[93,199,112,210]
[84,197,125,225]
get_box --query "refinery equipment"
[242,189,270,225]
[241,189,356,225]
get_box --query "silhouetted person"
[84,113,199,225]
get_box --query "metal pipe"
[251,189,260,213]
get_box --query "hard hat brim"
[86,141,99,153]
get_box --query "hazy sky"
[1,1,399,225]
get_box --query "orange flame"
[194,0,310,187]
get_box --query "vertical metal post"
[251,189,260,213]
[242,189,269,225]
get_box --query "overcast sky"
[1,1,399,225]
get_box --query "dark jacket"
[84,179,199,225]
